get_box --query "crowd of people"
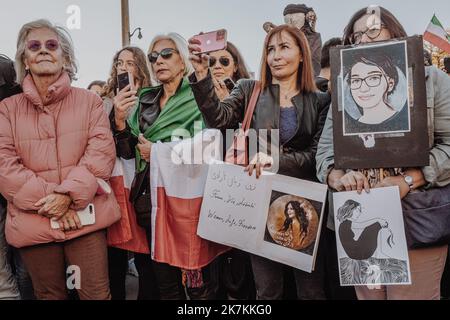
[0,3,450,301]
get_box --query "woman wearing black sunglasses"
[112,33,223,300]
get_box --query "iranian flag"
[424,14,450,54]
[107,157,150,254]
[150,130,229,270]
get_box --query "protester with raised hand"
[189,24,331,300]
[112,33,223,300]
[102,47,159,300]
[0,54,21,301]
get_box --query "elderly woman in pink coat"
[0,20,121,300]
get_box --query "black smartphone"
[223,78,235,92]
[117,72,130,92]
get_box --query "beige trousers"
[355,245,448,300]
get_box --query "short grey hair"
[147,33,194,84]
[15,19,78,83]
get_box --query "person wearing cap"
[283,4,322,77]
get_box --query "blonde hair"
[15,19,78,83]
[147,33,193,84]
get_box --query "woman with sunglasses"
[316,6,450,300]
[205,42,256,300]
[0,20,120,300]
[102,47,160,300]
[112,33,222,300]
[189,25,331,300]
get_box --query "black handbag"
[130,163,152,228]
[402,184,450,249]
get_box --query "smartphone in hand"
[192,29,227,54]
[117,72,134,92]
[50,204,96,230]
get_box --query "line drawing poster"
[333,187,411,286]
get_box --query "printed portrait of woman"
[265,195,319,252]
[341,41,410,136]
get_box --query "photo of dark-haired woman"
[341,41,410,136]
[265,195,319,253]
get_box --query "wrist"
[115,118,126,131]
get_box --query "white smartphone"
[50,203,96,230]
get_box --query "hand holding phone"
[191,29,227,54]
[117,72,135,92]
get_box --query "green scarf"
[128,78,204,172]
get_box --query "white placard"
[198,163,328,273]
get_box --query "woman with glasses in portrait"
[316,6,450,300]
[111,33,223,300]
[344,52,408,134]
[102,47,160,300]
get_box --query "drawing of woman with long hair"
[337,199,408,285]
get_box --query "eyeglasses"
[209,56,231,68]
[350,74,383,90]
[148,48,178,64]
[114,60,136,69]
[350,25,386,45]
[27,39,59,52]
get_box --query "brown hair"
[342,6,407,45]
[102,46,151,98]
[87,80,106,91]
[225,42,251,81]
[260,24,317,92]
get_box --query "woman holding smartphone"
[102,47,160,300]
[189,25,331,300]
[208,41,251,101]
[206,41,256,299]
[316,6,450,300]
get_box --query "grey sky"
[1,0,449,88]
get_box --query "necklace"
[283,90,299,101]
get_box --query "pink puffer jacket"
[0,72,121,248]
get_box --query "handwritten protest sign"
[198,163,328,272]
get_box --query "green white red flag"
[424,14,450,54]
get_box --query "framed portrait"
[330,36,429,169]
